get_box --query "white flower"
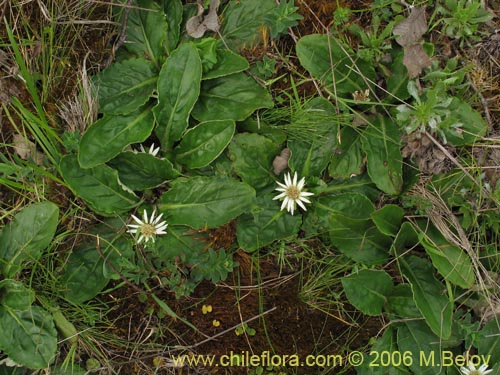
[460,363,493,375]
[126,209,168,244]
[139,143,160,157]
[273,172,314,215]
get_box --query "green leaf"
[163,0,183,54]
[61,222,132,304]
[361,115,403,195]
[302,192,375,237]
[478,319,500,364]
[400,255,453,339]
[0,202,58,278]
[159,176,255,229]
[78,107,154,168]
[419,228,475,289]
[0,306,57,369]
[341,269,393,315]
[329,127,364,179]
[296,34,375,96]
[329,214,391,265]
[108,151,180,190]
[391,221,419,256]
[220,0,276,50]
[370,204,405,236]
[385,284,422,320]
[236,194,302,252]
[125,0,167,66]
[203,49,249,80]
[191,73,273,122]
[288,98,340,177]
[443,97,487,146]
[155,225,208,263]
[386,50,410,102]
[228,133,279,190]
[60,154,139,216]
[94,58,157,114]
[397,321,442,375]
[175,120,235,169]
[357,327,409,375]
[60,243,110,304]
[154,43,202,150]
[0,280,35,310]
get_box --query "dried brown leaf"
[403,43,432,78]
[272,148,290,175]
[12,134,44,165]
[186,0,220,38]
[393,7,428,47]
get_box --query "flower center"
[287,186,300,200]
[140,223,156,237]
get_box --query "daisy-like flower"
[139,143,160,157]
[126,209,168,244]
[460,363,493,375]
[273,172,314,215]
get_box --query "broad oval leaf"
[191,73,273,122]
[341,269,393,316]
[175,120,235,169]
[60,154,139,216]
[288,97,339,177]
[163,0,183,54]
[400,255,453,339]
[108,151,180,190]
[329,214,391,265]
[0,280,35,311]
[296,34,375,96]
[397,321,442,375]
[154,43,202,151]
[203,49,250,80]
[125,0,167,66]
[0,202,59,278]
[419,227,475,289]
[443,97,487,146]
[78,107,154,168]
[61,220,133,304]
[328,126,364,180]
[236,194,302,252]
[361,115,403,195]
[94,58,157,114]
[228,133,279,189]
[0,306,57,369]
[370,204,405,237]
[61,243,111,304]
[159,176,255,229]
[220,0,276,50]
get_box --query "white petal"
[138,235,144,244]
[131,214,144,225]
[273,192,287,200]
[460,367,469,375]
[275,187,286,193]
[292,172,298,186]
[300,191,314,197]
[296,198,307,211]
[143,210,149,223]
[280,197,288,211]
[297,177,305,190]
[153,212,164,224]
[127,224,141,229]
[156,224,168,232]
[276,182,287,189]
[287,199,294,215]
[299,196,311,204]
[127,228,138,234]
